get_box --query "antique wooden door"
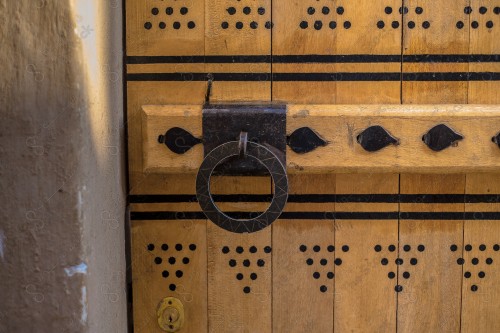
[126,0,500,332]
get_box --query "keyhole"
[163,307,179,324]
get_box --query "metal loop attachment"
[196,141,288,233]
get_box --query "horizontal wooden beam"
[141,104,500,173]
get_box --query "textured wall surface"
[0,1,127,332]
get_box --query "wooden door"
[126,0,500,332]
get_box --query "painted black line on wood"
[129,194,500,204]
[127,72,500,82]
[130,211,500,220]
[126,54,500,64]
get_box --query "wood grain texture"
[126,0,205,56]
[273,175,335,332]
[141,104,500,174]
[402,0,470,103]
[334,174,399,333]
[398,174,465,333]
[207,176,272,333]
[461,174,500,333]
[131,220,207,333]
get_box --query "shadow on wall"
[0,1,127,332]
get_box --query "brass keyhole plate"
[157,297,185,332]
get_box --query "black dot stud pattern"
[395,285,403,292]
[152,7,159,15]
[464,271,471,278]
[162,270,169,278]
[154,257,162,264]
[320,285,328,293]
[147,244,155,251]
[223,245,270,294]
[374,245,382,252]
[385,6,392,15]
[388,272,396,279]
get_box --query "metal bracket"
[202,103,287,176]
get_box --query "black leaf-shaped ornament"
[356,125,399,152]
[158,127,202,154]
[492,132,500,149]
[422,124,463,152]
[287,127,328,154]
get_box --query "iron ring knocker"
[196,132,289,233]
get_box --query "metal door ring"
[196,141,288,233]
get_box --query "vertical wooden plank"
[468,0,500,104]
[334,174,399,332]
[398,174,464,333]
[131,220,207,333]
[205,0,271,101]
[273,175,335,332]
[402,0,470,103]
[207,177,272,333]
[462,174,500,332]
[464,8,500,327]
[272,0,401,103]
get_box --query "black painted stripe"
[126,54,500,64]
[130,211,500,220]
[127,72,500,82]
[129,194,500,204]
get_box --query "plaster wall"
[0,1,127,332]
